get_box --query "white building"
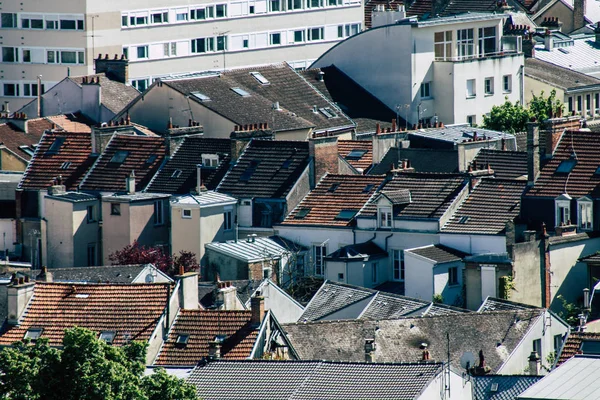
[0,0,363,110]
[312,12,524,126]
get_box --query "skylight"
[458,216,470,224]
[346,149,367,160]
[362,184,374,194]
[327,182,340,193]
[240,160,260,181]
[250,71,270,85]
[47,137,66,155]
[581,340,600,355]
[192,92,211,102]
[19,145,35,157]
[175,334,190,348]
[171,169,182,179]
[294,208,311,219]
[556,158,577,174]
[594,166,600,175]
[319,107,338,119]
[231,87,251,97]
[99,331,116,344]
[24,327,43,341]
[60,161,71,169]
[109,150,129,165]
[282,158,293,169]
[145,154,157,165]
[335,209,358,220]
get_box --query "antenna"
[446,332,451,398]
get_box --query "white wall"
[254,280,304,323]
[405,251,435,301]
[440,234,506,255]
[0,220,16,254]
[433,260,463,306]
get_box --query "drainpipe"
[384,233,393,251]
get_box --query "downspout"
[384,233,393,251]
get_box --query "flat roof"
[171,192,237,207]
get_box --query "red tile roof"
[557,331,600,367]
[0,123,43,162]
[0,282,170,347]
[155,310,259,366]
[25,118,54,136]
[80,134,166,192]
[46,114,93,133]
[282,174,386,227]
[338,140,373,172]
[526,130,600,198]
[19,131,94,190]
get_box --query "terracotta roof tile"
[46,113,94,133]
[24,118,54,136]
[442,179,526,234]
[338,140,373,172]
[0,123,42,162]
[0,282,170,347]
[80,134,166,192]
[472,149,528,180]
[155,310,258,366]
[282,174,386,227]
[557,331,600,366]
[19,131,94,190]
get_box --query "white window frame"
[182,209,192,219]
[457,28,474,59]
[484,77,494,95]
[578,197,593,231]
[202,154,220,167]
[434,30,452,61]
[392,249,404,282]
[466,79,476,98]
[136,45,148,59]
[555,195,571,227]
[420,81,432,99]
[313,244,326,276]
[503,75,512,93]
[478,26,496,56]
[378,206,392,229]
[2,47,19,63]
[224,208,233,230]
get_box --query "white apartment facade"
[0,0,363,110]
[312,12,525,125]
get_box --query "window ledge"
[466,95,477,99]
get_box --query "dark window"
[109,150,129,165]
[60,19,77,30]
[327,182,340,192]
[99,331,116,344]
[24,327,43,341]
[2,47,17,62]
[556,158,577,174]
[86,206,96,223]
[335,209,358,220]
[270,33,281,45]
[346,149,367,160]
[216,4,227,17]
[1,13,17,28]
[294,208,311,219]
[362,184,374,194]
[448,266,458,285]
[111,203,121,216]
[154,200,164,225]
[47,137,65,154]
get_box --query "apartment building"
[0,0,363,110]
[312,12,525,125]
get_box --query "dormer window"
[578,196,593,231]
[378,206,392,228]
[555,194,572,227]
[202,154,219,168]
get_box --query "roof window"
[19,145,35,157]
[556,158,577,174]
[99,331,116,344]
[294,208,311,219]
[192,92,211,102]
[231,87,251,97]
[171,169,182,179]
[594,166,600,175]
[24,327,43,341]
[75,293,90,298]
[109,150,129,165]
[60,161,72,169]
[282,158,293,169]
[327,182,340,193]
[47,137,66,155]
[490,383,499,392]
[240,160,260,181]
[362,184,374,194]
[458,216,470,224]
[580,340,600,355]
[346,149,367,160]
[250,71,270,85]
[175,334,190,348]
[335,209,358,220]
[145,154,157,165]
[319,107,337,119]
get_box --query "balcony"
[434,36,522,63]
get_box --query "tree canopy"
[0,327,197,400]
[108,240,199,276]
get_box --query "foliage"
[172,250,201,275]
[109,241,199,276]
[482,97,532,134]
[556,294,581,327]
[528,89,563,122]
[432,293,443,304]
[498,275,516,300]
[0,327,196,400]
[546,351,556,368]
[285,276,324,305]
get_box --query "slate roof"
[534,37,600,75]
[360,173,466,220]
[556,331,600,366]
[472,149,528,180]
[19,131,95,190]
[338,140,373,172]
[164,63,353,133]
[525,130,600,198]
[300,281,376,321]
[282,174,386,227]
[442,179,527,234]
[80,134,166,192]
[525,58,600,91]
[70,73,140,114]
[146,137,231,193]
[407,244,466,264]
[478,297,541,313]
[406,0,500,19]
[0,282,170,346]
[0,123,43,162]
[370,147,459,175]
[325,241,387,260]
[198,280,263,309]
[217,140,309,199]
[473,375,543,400]
[283,310,545,372]
[187,359,443,400]
[155,310,259,366]
[29,264,167,284]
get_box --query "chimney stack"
[176,271,199,310]
[250,294,265,327]
[208,339,222,360]
[528,351,541,375]
[196,164,203,194]
[574,0,586,31]
[7,275,35,325]
[527,122,540,186]
[216,281,239,310]
[126,170,136,194]
[94,53,129,84]
[544,30,553,51]
[36,266,53,282]
[364,338,376,363]
[595,22,600,44]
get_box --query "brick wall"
[309,136,338,185]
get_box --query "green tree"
[482,98,532,133]
[0,327,196,400]
[528,89,564,122]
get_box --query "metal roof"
[408,124,516,144]
[205,236,304,262]
[101,192,171,202]
[171,192,237,208]
[534,36,600,76]
[414,12,505,27]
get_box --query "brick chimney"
[595,22,600,44]
[573,0,586,31]
[176,271,199,310]
[94,53,129,84]
[309,136,339,187]
[208,339,222,360]
[7,275,35,325]
[527,122,540,186]
[250,294,265,327]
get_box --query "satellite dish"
[145,273,155,283]
[460,351,476,370]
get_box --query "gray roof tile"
[478,297,541,313]
[473,375,543,400]
[407,244,467,264]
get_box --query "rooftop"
[338,140,374,172]
[0,282,170,347]
[473,375,543,400]
[45,192,97,203]
[408,125,515,146]
[442,179,527,234]
[217,140,309,199]
[556,331,600,367]
[0,123,44,162]
[187,359,443,400]
[70,73,140,114]
[472,149,528,180]
[478,297,542,313]
[205,236,306,263]
[370,147,459,175]
[171,192,237,208]
[198,280,263,309]
[407,0,501,18]
[406,244,467,264]
[525,58,600,91]
[29,264,170,284]
[325,241,387,261]
[534,36,600,75]
[281,174,385,227]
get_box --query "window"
[448,266,458,286]
[129,14,148,25]
[151,11,168,24]
[216,36,227,51]
[109,150,129,165]
[250,5,256,13]
[87,243,96,266]
[251,71,269,85]
[308,27,324,41]
[22,17,43,29]
[457,29,474,59]
[338,273,344,281]
[192,37,215,53]
[122,15,128,26]
[99,331,116,344]
[393,249,404,281]
[243,38,249,48]
[191,7,214,19]
[3,84,18,97]
[319,107,337,118]
[23,83,44,97]
[136,45,148,59]
[176,11,188,21]
[554,334,563,353]
[533,338,542,356]
[420,82,431,99]
[578,198,593,230]
[175,334,190,347]
[216,4,227,17]
[596,93,600,114]
[154,200,164,225]
[336,209,358,220]
[466,79,476,98]
[484,77,494,95]
[568,97,573,113]
[308,0,323,7]
[111,203,121,216]
[2,47,18,62]
[22,49,32,63]
[434,31,452,60]
[587,94,592,115]
[293,30,305,42]
[555,195,571,227]
[288,0,304,10]
[314,244,326,276]
[371,262,378,283]
[60,19,84,30]
[378,206,392,228]
[503,75,512,93]
[46,19,58,30]
[263,268,272,279]
[270,33,281,45]
[270,0,281,11]
[60,51,83,64]
[86,205,96,223]
[224,209,233,230]
[1,13,17,28]
[478,26,496,56]
[182,209,192,219]
[577,96,582,112]
[202,154,219,167]
[132,78,149,92]
[467,115,476,126]
[295,208,311,219]
[60,161,71,169]
[24,327,43,341]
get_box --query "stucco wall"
[511,239,543,307]
[440,234,506,255]
[0,149,27,172]
[44,198,75,267]
[405,252,435,301]
[102,201,131,264]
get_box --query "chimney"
[81,76,102,123]
[94,53,129,84]
[216,281,238,310]
[250,294,265,327]
[196,164,203,194]
[308,136,339,187]
[126,170,136,194]
[208,339,222,360]
[544,30,553,51]
[7,276,35,325]
[573,0,586,31]
[523,33,536,58]
[317,71,325,82]
[528,351,541,375]
[364,338,376,363]
[36,266,53,282]
[527,122,540,186]
[176,271,199,310]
